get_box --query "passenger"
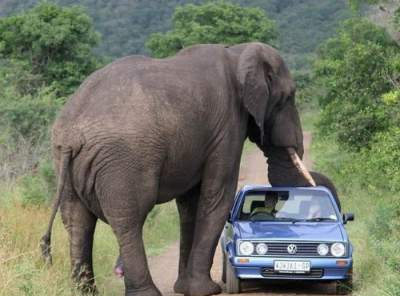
[308,197,322,219]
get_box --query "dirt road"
[148,132,335,295]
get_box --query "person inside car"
[250,192,279,220]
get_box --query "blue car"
[220,185,354,294]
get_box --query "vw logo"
[287,244,297,254]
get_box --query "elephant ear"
[237,43,272,143]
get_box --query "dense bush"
[314,18,399,150]
[0,85,61,140]
[0,2,102,97]
[146,1,277,58]
[16,159,56,206]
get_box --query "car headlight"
[239,241,254,256]
[331,243,346,257]
[317,243,329,256]
[255,243,268,255]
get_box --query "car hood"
[235,221,344,242]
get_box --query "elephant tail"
[40,148,72,264]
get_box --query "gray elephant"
[41,42,338,296]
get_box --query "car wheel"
[226,257,241,294]
[222,252,227,283]
[335,267,353,295]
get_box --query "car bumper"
[231,256,353,281]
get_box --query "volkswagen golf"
[220,185,354,294]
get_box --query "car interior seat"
[250,200,265,213]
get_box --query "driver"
[250,193,279,219]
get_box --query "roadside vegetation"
[308,2,400,294]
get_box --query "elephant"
[40,42,339,296]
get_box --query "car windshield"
[239,190,338,222]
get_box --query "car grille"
[267,242,319,256]
[261,267,324,279]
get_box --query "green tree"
[0,2,101,97]
[348,0,380,10]
[314,18,400,150]
[146,1,277,58]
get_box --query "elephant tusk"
[287,147,316,187]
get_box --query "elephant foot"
[75,281,97,295]
[126,285,161,296]
[183,276,222,296]
[174,276,186,294]
[72,265,97,294]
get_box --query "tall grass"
[0,184,179,296]
[311,132,400,296]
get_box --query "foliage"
[314,18,400,150]
[248,0,352,56]
[0,2,101,96]
[311,11,400,295]
[1,0,351,70]
[18,159,56,206]
[348,0,380,10]
[146,1,277,58]
[0,85,62,140]
[311,131,399,296]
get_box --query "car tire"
[335,267,353,295]
[226,257,241,294]
[222,252,227,283]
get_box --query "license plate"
[274,261,311,274]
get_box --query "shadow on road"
[223,279,335,295]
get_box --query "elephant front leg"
[60,196,97,293]
[185,187,235,296]
[174,184,200,293]
[184,162,239,295]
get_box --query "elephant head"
[231,43,316,187]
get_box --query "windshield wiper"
[249,217,302,222]
[304,217,337,222]
[274,217,305,223]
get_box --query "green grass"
[311,137,382,295]
[0,183,179,296]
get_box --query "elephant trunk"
[267,148,313,187]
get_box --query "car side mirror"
[343,213,354,224]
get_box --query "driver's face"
[265,196,278,211]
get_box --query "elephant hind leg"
[60,194,97,293]
[95,167,161,296]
